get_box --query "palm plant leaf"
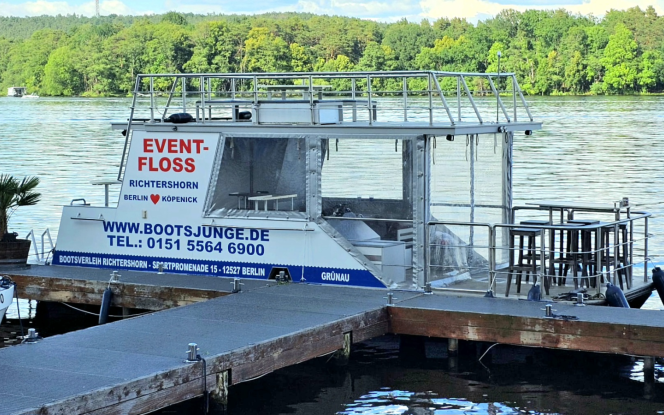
[0,174,41,237]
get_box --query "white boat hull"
[0,283,14,323]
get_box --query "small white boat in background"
[0,277,15,323]
[21,94,39,99]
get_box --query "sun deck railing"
[118,71,534,180]
[427,211,652,298]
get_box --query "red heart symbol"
[150,194,160,204]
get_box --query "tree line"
[1,7,663,96]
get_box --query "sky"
[0,0,662,23]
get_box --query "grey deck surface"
[8,263,274,292]
[1,283,410,415]
[2,276,663,414]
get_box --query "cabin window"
[206,137,307,215]
[321,138,410,220]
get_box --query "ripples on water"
[1,96,664,414]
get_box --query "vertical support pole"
[448,338,458,356]
[403,77,408,122]
[367,75,373,125]
[332,332,352,365]
[351,78,357,122]
[512,75,517,122]
[502,131,513,255]
[488,226,496,293]
[199,76,205,123]
[414,135,428,288]
[457,76,461,123]
[643,356,655,393]
[181,77,186,113]
[149,77,155,122]
[306,137,321,221]
[613,223,619,286]
[469,134,475,248]
[644,216,649,283]
[428,73,433,126]
[211,370,229,406]
[596,227,603,294]
[541,228,547,296]
[104,183,110,207]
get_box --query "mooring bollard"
[384,292,397,306]
[230,278,243,293]
[186,343,199,362]
[575,292,586,306]
[542,304,554,318]
[22,328,43,344]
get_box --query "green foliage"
[0,175,41,237]
[1,9,664,97]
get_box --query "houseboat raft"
[50,70,654,306]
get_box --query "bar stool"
[599,223,630,290]
[567,219,600,288]
[550,222,583,288]
[506,224,544,297]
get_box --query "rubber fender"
[527,284,541,301]
[99,287,113,325]
[165,113,194,123]
[605,283,630,308]
[652,267,664,306]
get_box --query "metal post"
[367,75,373,125]
[512,75,517,122]
[596,227,603,294]
[103,183,110,207]
[496,51,501,122]
[488,226,496,293]
[644,217,649,283]
[309,75,315,125]
[181,77,186,113]
[614,223,619,285]
[351,78,357,121]
[448,338,458,356]
[428,73,433,125]
[200,76,205,123]
[541,228,547,296]
[457,76,461,122]
[149,77,155,122]
[469,135,475,248]
[403,77,408,122]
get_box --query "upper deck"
[112,70,542,138]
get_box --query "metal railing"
[25,229,54,264]
[426,211,652,297]
[118,70,536,181]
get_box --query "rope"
[58,301,152,318]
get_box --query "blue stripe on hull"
[52,250,386,288]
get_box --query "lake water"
[1,95,663,413]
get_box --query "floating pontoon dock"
[1,266,663,415]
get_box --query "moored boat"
[0,276,15,323]
[49,70,654,306]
